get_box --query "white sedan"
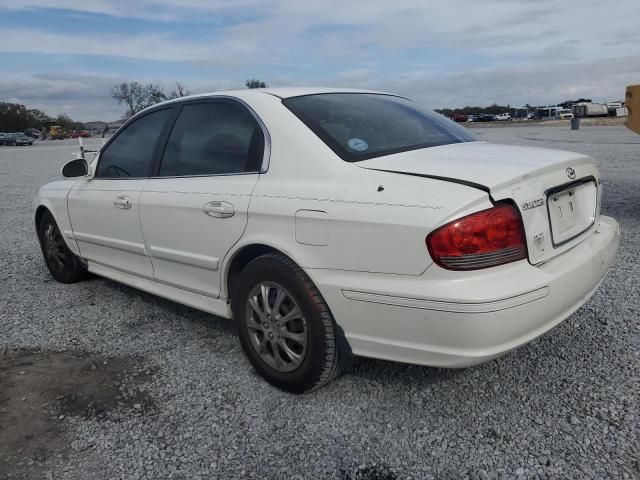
[34,88,620,393]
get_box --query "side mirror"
[61,158,89,178]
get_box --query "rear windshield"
[283,93,478,162]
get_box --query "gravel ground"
[0,127,638,480]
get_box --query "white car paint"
[559,109,574,119]
[34,88,620,368]
[140,175,258,297]
[68,179,154,277]
[358,142,603,264]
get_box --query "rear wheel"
[233,252,350,393]
[37,211,87,283]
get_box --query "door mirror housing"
[61,158,89,178]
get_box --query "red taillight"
[426,203,527,270]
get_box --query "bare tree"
[110,82,145,118]
[246,78,267,89]
[147,84,167,105]
[110,82,173,118]
[169,82,190,99]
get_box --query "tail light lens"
[426,203,527,270]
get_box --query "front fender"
[34,181,80,255]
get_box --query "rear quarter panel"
[241,167,489,276]
[222,94,490,287]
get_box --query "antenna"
[78,136,84,159]
[77,133,101,159]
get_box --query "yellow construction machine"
[48,125,67,140]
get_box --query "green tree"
[0,102,30,131]
[245,78,267,89]
[436,103,512,117]
[0,103,81,132]
[54,114,83,131]
[26,109,52,128]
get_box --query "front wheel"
[233,253,350,393]
[37,211,88,283]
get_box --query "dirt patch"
[0,350,153,479]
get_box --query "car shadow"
[346,355,467,385]
[61,268,607,398]
[78,273,473,389]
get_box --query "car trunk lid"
[357,142,601,264]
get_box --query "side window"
[96,108,172,178]
[158,102,264,177]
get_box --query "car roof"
[258,87,389,98]
[134,87,399,120]
[156,87,391,105]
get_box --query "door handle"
[203,201,234,218]
[113,195,132,209]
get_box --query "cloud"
[2,0,639,62]
[0,73,237,120]
[1,0,639,119]
[3,54,637,121]
[2,1,640,66]
[0,28,214,62]
[373,55,640,109]
[0,73,125,120]
[0,0,265,22]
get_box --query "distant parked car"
[0,133,16,146]
[24,128,41,139]
[466,115,479,122]
[9,132,34,146]
[67,130,91,138]
[451,113,468,123]
[558,109,574,120]
[494,113,512,121]
[476,114,495,122]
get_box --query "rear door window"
[158,102,264,177]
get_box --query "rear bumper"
[310,216,620,367]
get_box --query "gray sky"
[0,0,638,120]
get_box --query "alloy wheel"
[43,222,67,273]
[245,281,308,372]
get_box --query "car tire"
[37,211,88,283]
[233,252,350,393]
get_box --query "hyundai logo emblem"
[566,167,576,179]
